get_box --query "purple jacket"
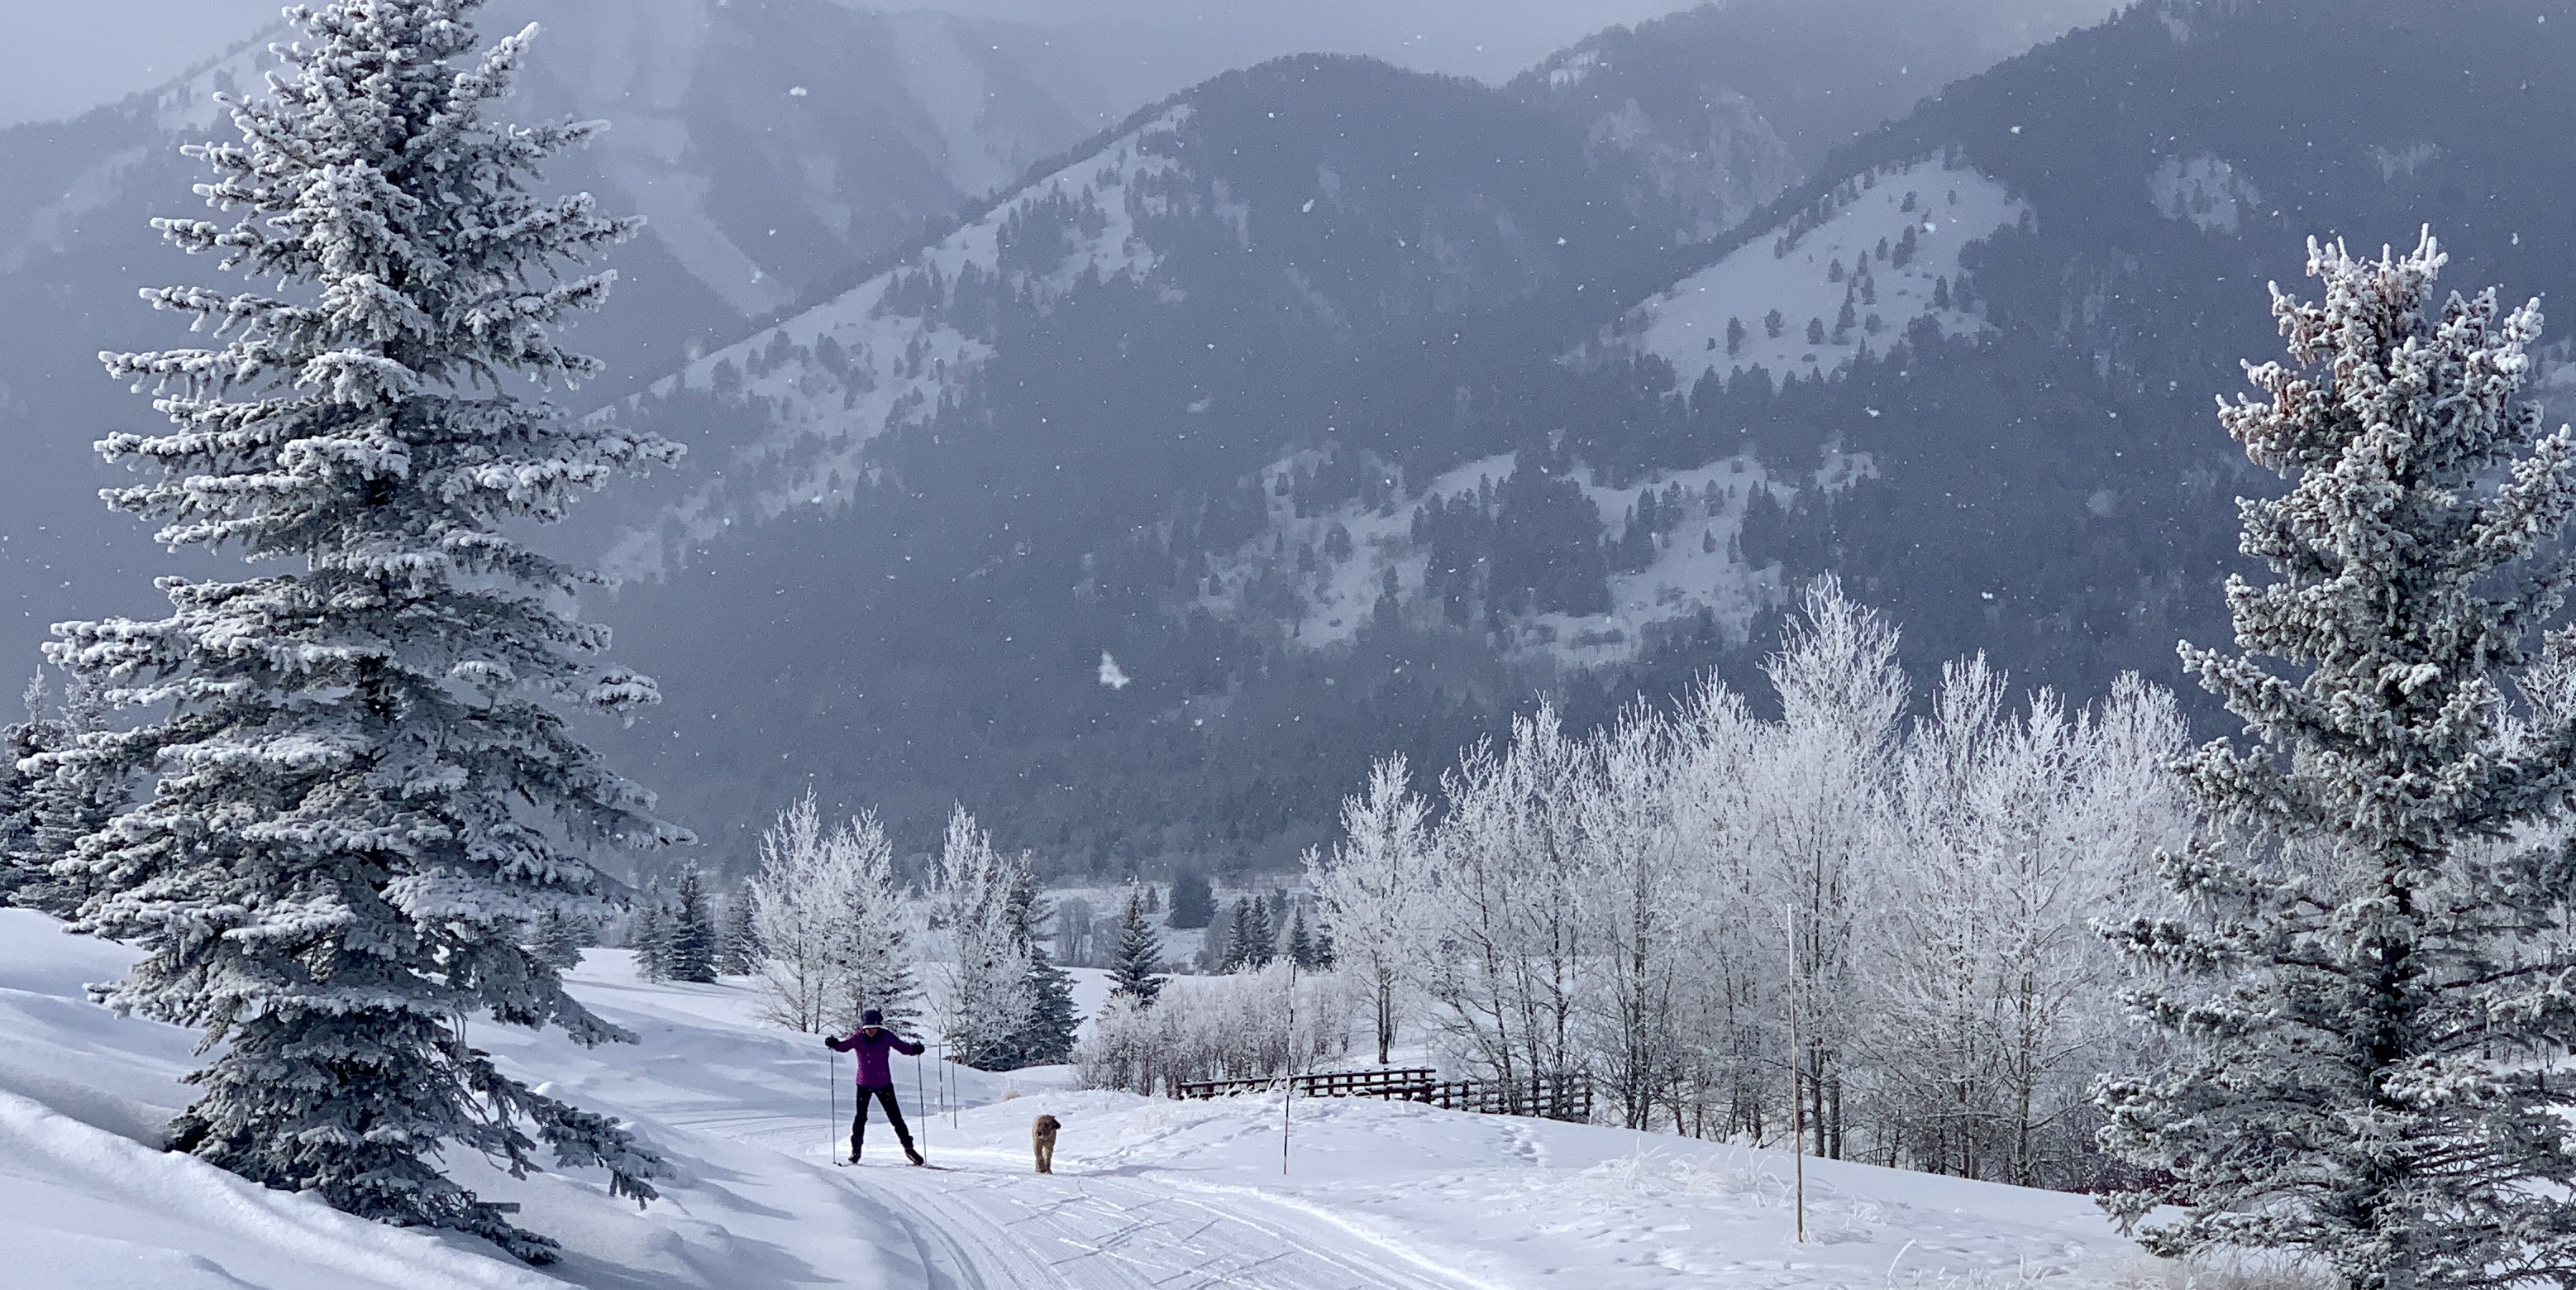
[827,1025,925,1087]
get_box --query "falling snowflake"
[1098,652,1133,690]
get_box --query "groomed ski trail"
[632,1056,1494,1290]
[823,1151,1496,1290]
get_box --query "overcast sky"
[0,1,1698,127]
[0,1,2114,129]
[0,0,281,126]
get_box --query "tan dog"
[1031,1114,1061,1174]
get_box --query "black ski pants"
[850,1084,915,1159]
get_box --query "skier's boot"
[905,1146,926,1167]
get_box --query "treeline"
[1309,579,2191,1189]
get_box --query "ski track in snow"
[817,1155,1486,1290]
[705,1109,1485,1290]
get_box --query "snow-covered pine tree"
[1108,886,1166,1006]
[714,883,761,977]
[40,1,679,1258]
[10,673,131,917]
[2101,233,2576,1290]
[662,863,718,984]
[528,908,590,972]
[0,677,52,909]
[1284,906,1318,970]
[1215,897,1254,971]
[1166,867,1214,929]
[931,807,1033,1068]
[1001,869,1079,1068]
[629,878,670,982]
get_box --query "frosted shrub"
[1076,963,1352,1096]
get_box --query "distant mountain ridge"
[577,0,2576,880]
[0,0,1123,650]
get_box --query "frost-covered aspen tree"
[1496,705,1591,1089]
[825,810,917,1034]
[2101,233,2576,1290]
[1422,738,1527,1083]
[1878,657,2017,1177]
[746,795,914,1032]
[1748,577,1904,1159]
[2044,674,2194,1184]
[930,806,1033,1069]
[1309,752,1430,1064]
[1575,703,1698,1130]
[1666,676,1774,1140]
[36,0,680,1259]
[1976,686,2096,1188]
[747,795,845,1032]
[1424,704,1590,1092]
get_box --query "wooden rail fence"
[1172,1067,1593,1123]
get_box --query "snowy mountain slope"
[0,0,1128,658]
[564,31,2110,867]
[1,907,2155,1289]
[1588,155,2025,387]
[599,108,1194,582]
[580,52,1659,584]
[1196,447,1874,668]
[1512,0,2119,243]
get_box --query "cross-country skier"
[826,1010,927,1165]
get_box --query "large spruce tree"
[45,0,680,1260]
[2101,233,2576,1290]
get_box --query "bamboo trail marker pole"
[1283,958,1297,1176]
[1786,909,1807,1245]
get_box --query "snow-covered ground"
[1,906,2157,1288]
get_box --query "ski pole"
[915,1046,929,1159]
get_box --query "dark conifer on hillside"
[714,886,761,977]
[2,676,130,918]
[1166,868,1215,929]
[1108,888,1166,1007]
[664,864,718,985]
[1285,907,1319,971]
[630,879,670,982]
[996,872,1077,1067]
[530,910,592,972]
[1221,897,1275,972]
